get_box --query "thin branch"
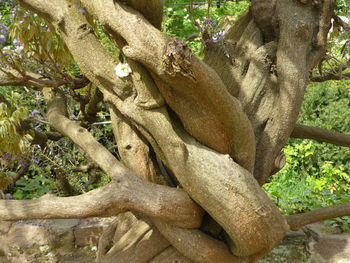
[291,124,350,147]
[91,121,112,125]
[311,72,350,82]
[312,57,350,82]
[286,202,350,230]
[0,69,89,90]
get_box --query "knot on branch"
[77,23,95,40]
[295,21,312,41]
[264,54,277,75]
[164,39,196,81]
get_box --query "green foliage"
[0,86,112,198]
[335,0,350,12]
[8,7,73,69]
[0,91,31,156]
[11,173,54,200]
[163,0,249,55]
[325,216,350,232]
[265,80,350,230]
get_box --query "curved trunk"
[2,0,336,262]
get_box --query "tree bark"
[291,124,350,147]
[287,202,350,231]
[1,0,340,262]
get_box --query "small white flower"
[91,246,98,251]
[14,45,24,53]
[114,63,132,78]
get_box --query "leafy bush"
[163,0,249,55]
[265,80,350,230]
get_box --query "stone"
[257,230,308,263]
[305,223,350,263]
[7,222,56,248]
[73,217,115,247]
[0,218,95,263]
[0,222,12,235]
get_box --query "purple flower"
[0,25,8,35]
[204,18,218,28]
[43,25,50,32]
[217,31,224,37]
[5,194,13,200]
[30,109,39,116]
[2,46,11,55]
[79,7,85,16]
[213,31,224,42]
[13,39,20,46]
[19,159,29,167]
[2,153,13,161]
[0,35,6,43]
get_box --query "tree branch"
[286,202,350,230]
[0,177,201,228]
[291,124,350,147]
[124,0,163,29]
[307,0,335,69]
[81,0,256,173]
[311,72,350,82]
[104,90,289,258]
[0,68,89,90]
[107,108,243,263]
[17,0,130,99]
[154,220,244,263]
[0,89,203,228]
[97,214,171,263]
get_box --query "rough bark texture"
[0,0,342,262]
[292,124,350,147]
[287,202,350,231]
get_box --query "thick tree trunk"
[0,0,338,262]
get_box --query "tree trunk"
[0,0,337,262]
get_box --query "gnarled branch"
[0,177,201,228]
[80,0,256,172]
[0,88,203,229]
[292,124,350,147]
[311,72,350,82]
[287,202,350,230]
